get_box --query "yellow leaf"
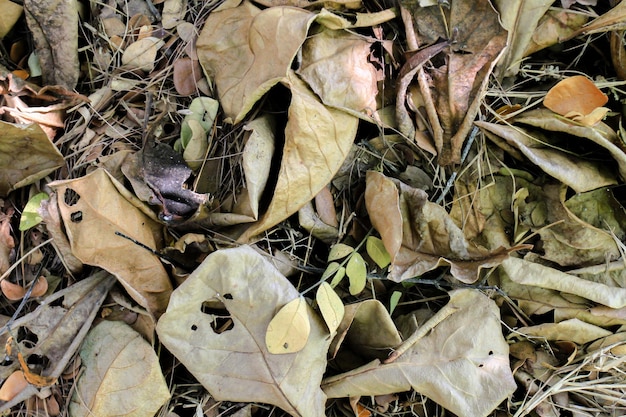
[346,253,367,295]
[316,282,344,334]
[266,297,311,354]
[328,243,354,261]
[322,262,346,288]
[366,236,391,269]
[0,0,22,39]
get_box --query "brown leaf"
[238,71,358,241]
[173,57,203,95]
[403,0,507,165]
[323,290,516,417]
[0,206,14,275]
[365,171,520,283]
[50,169,172,317]
[544,75,608,117]
[157,246,330,417]
[69,321,170,417]
[0,121,64,196]
[196,1,316,123]
[24,0,79,89]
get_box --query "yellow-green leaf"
[19,192,48,231]
[266,297,310,354]
[346,253,367,295]
[366,236,391,269]
[316,282,344,334]
[389,291,402,315]
[328,243,354,261]
[323,262,346,288]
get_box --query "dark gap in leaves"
[201,300,234,333]
[48,295,65,308]
[26,353,50,370]
[70,211,83,222]
[64,188,80,206]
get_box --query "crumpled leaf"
[365,171,521,283]
[297,27,378,117]
[0,121,64,196]
[122,141,211,224]
[0,271,115,412]
[50,168,172,317]
[197,1,316,123]
[24,0,79,89]
[494,0,554,78]
[323,290,516,417]
[69,321,170,417]
[402,0,507,164]
[500,257,626,309]
[156,246,330,417]
[476,120,617,192]
[239,71,358,241]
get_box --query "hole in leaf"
[223,293,233,300]
[16,327,38,348]
[70,211,83,223]
[64,188,80,206]
[191,324,198,331]
[488,350,493,355]
[201,300,234,334]
[26,353,50,370]
[0,357,13,366]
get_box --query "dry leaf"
[525,9,589,57]
[69,321,170,417]
[196,1,316,123]
[544,75,608,117]
[494,0,554,78]
[323,290,516,417]
[0,121,64,196]
[0,0,23,39]
[316,282,344,335]
[50,169,172,317]
[173,57,203,96]
[517,318,612,345]
[122,37,165,72]
[156,246,330,417]
[365,171,519,283]
[403,0,507,164]
[238,71,358,241]
[162,0,187,29]
[0,206,14,275]
[266,297,311,354]
[0,371,27,402]
[297,27,378,117]
[24,0,79,89]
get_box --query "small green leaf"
[316,282,344,334]
[389,291,402,315]
[346,253,367,295]
[323,262,346,288]
[366,236,391,269]
[328,243,354,261]
[19,192,48,231]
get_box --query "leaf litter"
[2,0,626,416]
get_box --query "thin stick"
[384,303,460,364]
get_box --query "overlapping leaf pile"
[1,0,626,416]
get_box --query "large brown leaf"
[322,289,516,417]
[50,169,172,317]
[402,0,507,165]
[196,1,316,123]
[239,71,358,241]
[365,171,519,283]
[156,246,330,417]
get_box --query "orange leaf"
[544,75,608,117]
[18,352,57,387]
[0,371,28,401]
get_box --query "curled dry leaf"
[69,321,170,417]
[323,290,516,417]
[157,246,330,417]
[543,75,608,119]
[0,276,47,301]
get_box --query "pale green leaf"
[346,253,367,295]
[389,291,402,315]
[19,192,48,231]
[328,243,354,261]
[366,236,391,269]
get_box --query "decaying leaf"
[24,0,79,89]
[50,168,172,317]
[365,171,521,283]
[266,297,311,354]
[323,290,516,417]
[0,121,64,196]
[157,246,330,417]
[69,321,170,417]
[238,71,358,240]
[0,271,116,412]
[196,1,316,123]
[402,0,507,164]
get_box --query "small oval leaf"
[366,236,391,269]
[346,253,367,295]
[328,243,354,261]
[266,297,310,354]
[389,290,402,315]
[316,282,345,334]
